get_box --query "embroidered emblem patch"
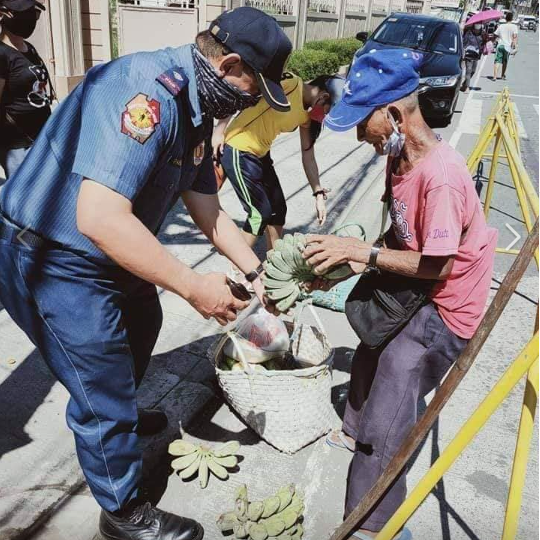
[157,67,188,96]
[121,93,160,144]
[193,141,205,166]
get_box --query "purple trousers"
[343,303,468,531]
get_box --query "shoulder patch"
[156,67,188,96]
[121,93,161,144]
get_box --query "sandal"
[326,430,355,452]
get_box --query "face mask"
[2,9,38,39]
[309,104,326,123]
[191,46,260,119]
[382,111,405,157]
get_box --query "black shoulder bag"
[344,166,434,349]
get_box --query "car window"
[372,19,459,55]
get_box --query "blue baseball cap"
[209,7,292,112]
[325,48,423,132]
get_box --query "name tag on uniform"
[193,141,205,166]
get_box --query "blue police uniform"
[0,44,215,512]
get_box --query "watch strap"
[368,244,381,268]
[244,263,264,283]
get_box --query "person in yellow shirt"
[213,72,344,254]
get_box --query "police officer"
[0,7,291,540]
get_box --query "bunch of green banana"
[263,228,365,312]
[168,440,240,489]
[217,483,305,540]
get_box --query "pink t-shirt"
[389,140,498,339]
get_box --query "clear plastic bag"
[223,307,290,364]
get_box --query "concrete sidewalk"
[1,100,538,540]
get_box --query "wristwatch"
[244,263,264,283]
[367,242,382,270]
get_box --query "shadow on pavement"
[0,348,56,460]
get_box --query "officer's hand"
[189,273,250,326]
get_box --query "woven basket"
[208,308,334,454]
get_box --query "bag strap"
[376,158,394,243]
[4,111,34,145]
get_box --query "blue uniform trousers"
[0,238,163,511]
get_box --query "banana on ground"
[169,439,241,489]
[217,483,305,539]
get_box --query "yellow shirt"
[224,74,309,158]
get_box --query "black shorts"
[221,144,287,236]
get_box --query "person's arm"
[305,179,467,282]
[303,235,454,280]
[77,181,248,326]
[181,189,266,303]
[299,123,327,226]
[212,115,232,160]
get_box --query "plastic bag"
[223,308,289,364]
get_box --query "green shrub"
[305,37,361,66]
[286,49,341,81]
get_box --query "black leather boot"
[100,501,203,540]
[136,409,168,437]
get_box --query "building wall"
[82,0,109,69]
[305,13,339,41]
[204,0,227,27]
[342,12,367,35]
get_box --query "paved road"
[1,30,538,540]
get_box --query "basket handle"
[291,299,328,342]
[226,331,254,373]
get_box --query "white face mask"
[382,111,405,157]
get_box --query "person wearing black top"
[0,0,51,179]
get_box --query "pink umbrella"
[465,9,504,27]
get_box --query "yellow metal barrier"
[372,90,540,540]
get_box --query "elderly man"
[0,7,291,540]
[305,49,497,539]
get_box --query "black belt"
[0,219,59,249]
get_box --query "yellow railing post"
[483,129,503,219]
[374,334,539,540]
[501,357,539,540]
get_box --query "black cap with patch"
[209,7,292,112]
[0,0,45,11]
